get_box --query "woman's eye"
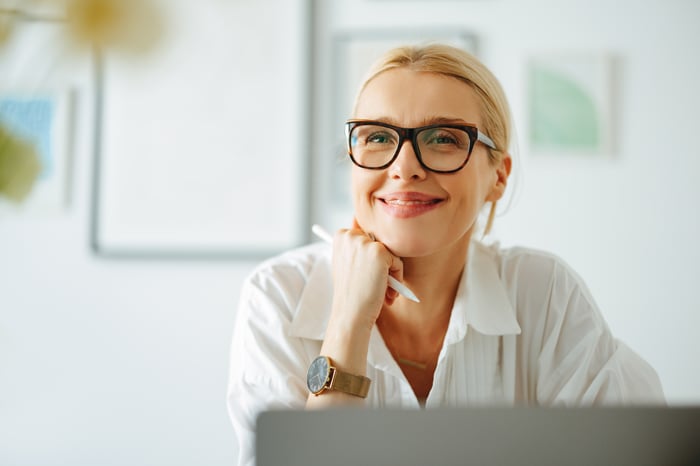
[421,128,469,149]
[435,136,456,144]
[367,132,393,144]
[429,132,458,145]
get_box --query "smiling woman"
[226,43,664,466]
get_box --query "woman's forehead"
[354,69,483,127]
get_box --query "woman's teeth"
[385,199,436,205]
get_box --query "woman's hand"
[330,220,403,332]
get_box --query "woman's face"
[351,68,510,258]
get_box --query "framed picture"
[320,29,478,231]
[0,10,76,211]
[91,0,310,259]
[0,90,73,209]
[527,53,616,157]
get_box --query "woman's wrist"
[320,307,374,375]
[306,318,372,409]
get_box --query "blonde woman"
[227,44,664,466]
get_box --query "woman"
[227,44,664,465]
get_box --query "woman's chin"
[379,228,472,259]
[382,238,437,259]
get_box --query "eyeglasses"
[345,120,497,174]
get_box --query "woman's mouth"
[377,192,444,218]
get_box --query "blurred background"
[1,0,698,464]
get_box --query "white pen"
[311,224,420,303]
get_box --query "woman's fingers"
[329,221,406,324]
[351,217,376,242]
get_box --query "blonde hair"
[353,43,512,235]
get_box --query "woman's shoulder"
[474,240,596,304]
[475,240,569,272]
[245,242,331,290]
[474,240,604,336]
[234,242,333,328]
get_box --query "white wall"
[1,1,698,465]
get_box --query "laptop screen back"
[256,407,700,466]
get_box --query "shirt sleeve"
[226,265,315,466]
[531,258,665,405]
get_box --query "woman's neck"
[384,230,472,329]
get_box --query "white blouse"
[227,241,664,466]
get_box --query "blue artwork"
[0,98,54,179]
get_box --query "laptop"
[256,406,700,466]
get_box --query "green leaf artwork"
[529,59,606,153]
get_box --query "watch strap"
[329,367,371,398]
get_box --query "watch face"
[307,356,330,394]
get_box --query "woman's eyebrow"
[420,116,471,125]
[365,116,472,126]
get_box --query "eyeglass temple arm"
[477,131,497,150]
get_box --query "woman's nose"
[389,140,427,180]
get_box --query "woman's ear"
[486,153,512,202]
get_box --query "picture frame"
[319,29,478,231]
[90,1,310,259]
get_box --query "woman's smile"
[376,191,445,218]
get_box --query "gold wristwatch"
[306,356,371,398]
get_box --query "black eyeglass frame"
[345,119,497,174]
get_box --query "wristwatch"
[306,355,371,398]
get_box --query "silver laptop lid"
[256,407,700,466]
